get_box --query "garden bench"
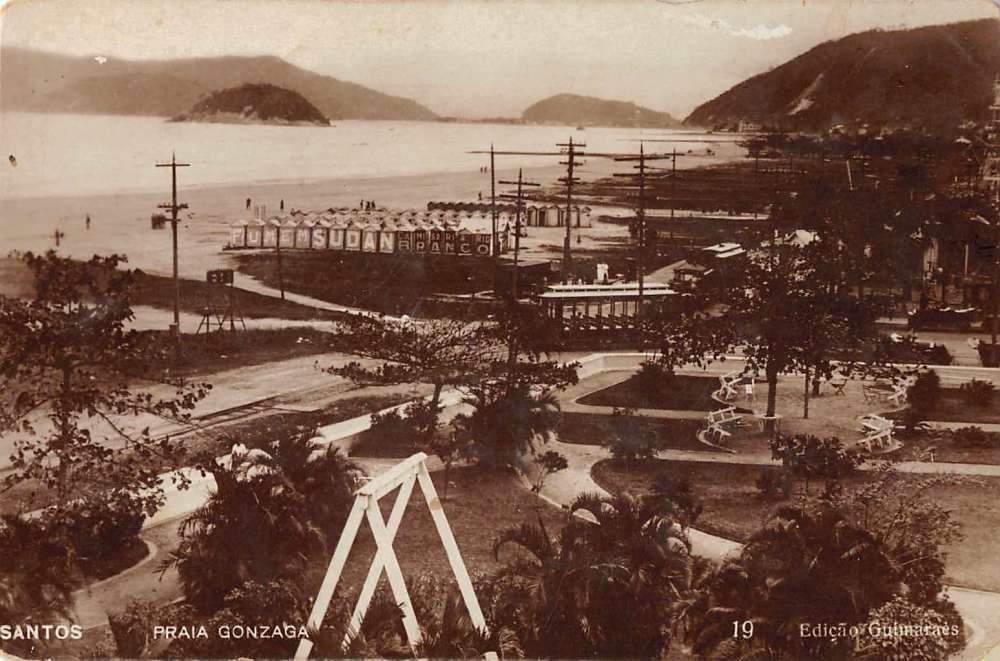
[717,375,739,401]
[705,423,732,444]
[706,406,742,427]
[857,429,893,454]
[858,415,892,434]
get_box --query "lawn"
[593,458,1000,593]
[890,428,1000,465]
[556,412,719,452]
[577,374,748,412]
[919,389,1000,424]
[0,256,334,321]
[303,465,568,599]
[165,327,339,376]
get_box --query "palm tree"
[162,463,326,614]
[683,505,900,660]
[456,384,561,469]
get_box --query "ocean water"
[0,112,730,200]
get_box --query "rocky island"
[171,82,330,126]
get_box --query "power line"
[155,152,190,343]
[499,169,541,300]
[556,136,586,283]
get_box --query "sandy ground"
[0,160,637,280]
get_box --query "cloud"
[681,11,793,40]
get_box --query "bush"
[605,408,661,466]
[754,470,786,499]
[959,379,994,408]
[950,425,996,448]
[44,501,144,577]
[652,472,702,525]
[769,434,862,495]
[365,400,441,456]
[634,360,671,396]
[907,370,941,413]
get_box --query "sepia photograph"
[2,0,1000,658]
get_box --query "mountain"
[522,94,681,127]
[685,19,1000,133]
[173,83,329,126]
[0,48,437,121]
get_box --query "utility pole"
[499,169,540,301]
[983,75,1000,357]
[556,136,585,283]
[156,152,190,341]
[490,143,499,294]
[614,143,672,319]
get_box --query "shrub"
[44,501,144,577]
[907,370,941,413]
[634,360,671,396]
[755,470,785,499]
[605,408,661,467]
[652,472,702,525]
[959,379,994,408]
[365,400,440,455]
[769,434,862,495]
[951,425,995,448]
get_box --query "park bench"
[858,414,893,434]
[704,422,732,445]
[706,406,742,427]
[857,428,894,453]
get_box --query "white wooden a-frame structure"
[294,452,488,659]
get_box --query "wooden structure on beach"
[227,207,510,256]
[427,201,592,228]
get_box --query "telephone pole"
[156,152,190,337]
[614,143,673,318]
[499,169,540,300]
[556,137,585,283]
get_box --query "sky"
[1,0,998,119]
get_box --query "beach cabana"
[378,223,396,253]
[245,219,265,247]
[311,219,331,249]
[296,216,316,249]
[279,218,297,248]
[329,217,348,250]
[345,220,363,251]
[362,224,379,252]
[262,218,281,247]
[228,220,248,248]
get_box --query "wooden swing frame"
[293,452,489,659]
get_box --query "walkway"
[538,357,1000,661]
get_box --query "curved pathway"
[541,363,1000,661]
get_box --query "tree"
[325,314,500,445]
[0,515,77,657]
[605,407,660,470]
[0,251,210,517]
[529,450,567,494]
[457,384,561,469]
[164,437,358,614]
[769,433,862,496]
[683,505,899,660]
[491,492,691,658]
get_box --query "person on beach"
[85,214,90,230]
[246,198,251,209]
[280,199,284,210]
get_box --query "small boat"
[576,126,586,131]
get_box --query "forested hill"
[685,19,1000,133]
[173,83,329,126]
[1,48,438,121]
[522,94,681,128]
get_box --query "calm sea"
[0,112,730,200]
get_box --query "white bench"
[717,375,739,401]
[707,406,742,427]
[857,428,894,453]
[858,414,893,434]
[705,423,732,444]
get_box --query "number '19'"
[733,621,753,639]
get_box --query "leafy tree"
[769,433,862,496]
[325,314,499,444]
[0,251,210,517]
[605,407,660,470]
[426,430,469,501]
